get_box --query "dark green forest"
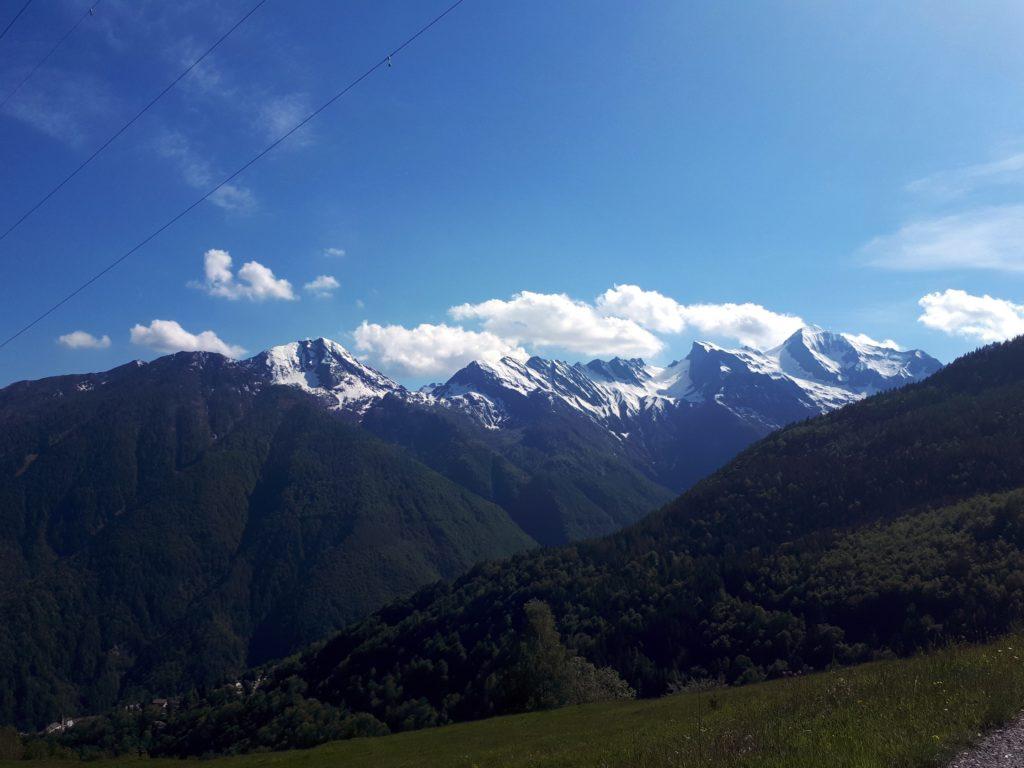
[361,395,675,545]
[0,354,533,730]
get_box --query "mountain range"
[253,327,941,436]
[0,326,938,729]
[256,327,940,494]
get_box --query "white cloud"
[304,274,339,298]
[351,286,905,380]
[595,284,686,333]
[1,69,119,147]
[918,289,1024,343]
[675,302,804,348]
[129,319,246,357]
[209,184,256,212]
[841,332,902,350]
[156,132,255,212]
[353,321,527,377]
[450,290,663,358]
[907,151,1024,199]
[596,285,804,348]
[57,330,111,349]
[194,248,296,301]
[324,247,346,258]
[259,93,312,143]
[169,34,314,149]
[861,205,1024,272]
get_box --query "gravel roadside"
[947,714,1024,767]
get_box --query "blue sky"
[3,0,1024,387]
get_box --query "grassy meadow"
[8,633,1024,768]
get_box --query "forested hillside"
[135,337,1024,755]
[0,353,532,730]
[361,396,674,545]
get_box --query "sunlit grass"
[10,634,1024,768]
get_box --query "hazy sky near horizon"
[3,0,1024,386]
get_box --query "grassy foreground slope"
[13,634,1024,768]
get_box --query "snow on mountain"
[245,338,404,414]
[240,330,941,437]
[430,355,673,429]
[427,327,942,433]
[769,325,939,395]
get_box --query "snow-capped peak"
[431,327,941,433]
[246,337,403,413]
[769,326,941,394]
[237,329,940,435]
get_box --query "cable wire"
[1,0,103,110]
[0,0,468,351]
[0,0,34,45]
[0,0,266,245]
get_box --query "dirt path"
[947,714,1024,767]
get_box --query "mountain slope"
[164,337,1024,751]
[252,338,678,545]
[0,352,532,730]
[360,395,674,544]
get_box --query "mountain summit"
[246,338,405,413]
[770,326,940,394]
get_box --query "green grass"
[11,634,1024,768]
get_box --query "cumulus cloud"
[861,205,1024,272]
[450,290,663,358]
[675,302,804,348]
[194,248,296,301]
[595,284,686,333]
[304,274,339,298]
[354,321,527,377]
[918,289,1024,343]
[57,330,111,349]
[596,285,804,348]
[351,286,900,381]
[129,319,246,357]
[323,247,346,258]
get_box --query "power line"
[0,0,267,246]
[0,0,468,352]
[0,0,34,45]
[1,0,103,110]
